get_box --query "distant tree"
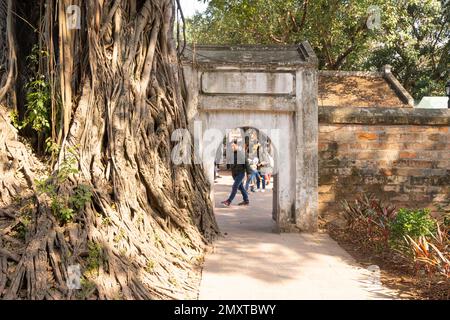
[188,0,449,99]
[365,0,449,99]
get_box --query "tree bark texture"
[0,0,218,300]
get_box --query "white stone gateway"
[182,43,319,232]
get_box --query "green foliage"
[36,150,92,224]
[342,197,436,245]
[70,185,93,211]
[59,207,75,224]
[76,277,97,300]
[13,211,32,240]
[36,177,56,195]
[26,44,49,67]
[189,0,449,99]
[9,74,52,137]
[57,149,79,182]
[390,208,436,241]
[113,228,125,243]
[86,241,103,273]
[23,45,52,135]
[340,195,449,277]
[23,76,51,133]
[145,260,156,273]
[49,197,75,224]
[9,110,20,130]
[45,137,60,157]
[364,0,449,99]
[169,277,178,287]
[12,44,57,154]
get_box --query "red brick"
[357,132,377,140]
[409,126,426,132]
[380,168,393,176]
[319,193,336,202]
[391,194,410,202]
[404,186,426,193]
[427,133,444,142]
[437,161,450,168]
[392,159,434,168]
[410,194,433,202]
[319,185,333,193]
[383,185,400,192]
[396,168,428,177]
[353,151,377,160]
[318,122,449,219]
[399,152,416,159]
[385,133,422,143]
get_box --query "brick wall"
[318,107,450,220]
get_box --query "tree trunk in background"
[0,0,16,101]
[0,0,218,299]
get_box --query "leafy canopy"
[187,0,449,100]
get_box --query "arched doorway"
[182,43,319,232]
[196,114,291,232]
[212,127,279,232]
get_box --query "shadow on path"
[198,173,399,300]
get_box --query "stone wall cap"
[319,106,450,125]
[181,41,318,68]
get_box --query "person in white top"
[245,156,261,192]
[256,145,274,192]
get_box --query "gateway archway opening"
[212,127,279,233]
[183,43,319,232]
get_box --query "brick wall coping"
[319,70,382,77]
[319,66,414,107]
[319,106,450,125]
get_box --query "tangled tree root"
[0,0,219,300]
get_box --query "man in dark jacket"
[222,141,252,207]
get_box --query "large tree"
[0,0,218,299]
[189,0,449,99]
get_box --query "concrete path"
[198,173,398,300]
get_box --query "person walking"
[221,141,252,207]
[245,156,260,192]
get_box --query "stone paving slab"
[198,174,398,300]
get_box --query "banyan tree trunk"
[0,0,218,300]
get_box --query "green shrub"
[23,77,51,133]
[70,184,93,211]
[86,241,103,273]
[36,151,92,225]
[340,195,448,279]
[58,207,75,224]
[390,208,436,242]
[9,110,20,130]
[49,197,74,224]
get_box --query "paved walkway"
[198,173,398,300]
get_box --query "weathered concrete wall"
[318,107,450,220]
[295,69,318,231]
[202,72,295,95]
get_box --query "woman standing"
[257,145,274,192]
